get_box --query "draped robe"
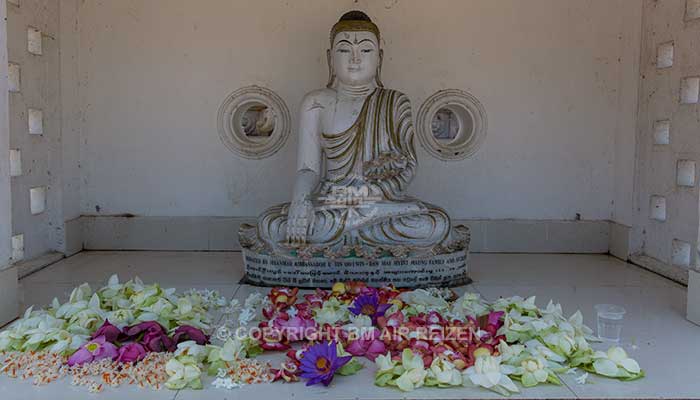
[241,88,462,257]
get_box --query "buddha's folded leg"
[253,202,348,251]
[255,202,290,247]
[356,202,452,251]
[243,200,461,256]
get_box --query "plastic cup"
[595,304,626,342]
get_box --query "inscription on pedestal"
[242,250,470,288]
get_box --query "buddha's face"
[331,31,381,86]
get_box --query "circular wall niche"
[217,86,291,159]
[416,89,487,161]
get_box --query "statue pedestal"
[240,249,470,288]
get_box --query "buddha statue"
[239,11,468,259]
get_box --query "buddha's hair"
[330,10,380,45]
[339,10,372,22]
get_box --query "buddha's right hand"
[286,198,315,246]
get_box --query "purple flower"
[172,325,210,345]
[115,342,147,363]
[348,293,391,324]
[142,329,175,352]
[299,341,351,386]
[123,321,175,352]
[67,336,118,366]
[123,321,167,338]
[92,319,123,343]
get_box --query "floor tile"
[1,252,697,399]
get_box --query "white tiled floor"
[2,251,698,399]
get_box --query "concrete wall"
[1,0,19,326]
[64,0,642,223]
[630,0,700,283]
[6,0,65,261]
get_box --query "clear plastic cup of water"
[595,304,625,342]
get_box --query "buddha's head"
[327,11,384,88]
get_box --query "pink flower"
[67,336,118,366]
[345,329,386,361]
[274,316,317,342]
[115,342,147,363]
[92,319,123,343]
[487,311,505,329]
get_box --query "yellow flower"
[332,282,347,295]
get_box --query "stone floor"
[1,251,697,399]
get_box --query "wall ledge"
[629,253,689,286]
[0,266,18,327]
[72,216,611,254]
[14,251,64,279]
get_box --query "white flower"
[428,357,462,386]
[395,349,428,391]
[237,308,255,326]
[519,356,550,387]
[449,292,489,319]
[462,355,519,396]
[592,347,641,378]
[312,297,348,325]
[174,340,208,363]
[165,356,202,390]
[396,367,428,392]
[212,377,242,389]
[497,341,525,364]
[575,372,589,384]
[375,352,396,372]
[525,339,567,363]
[399,289,449,312]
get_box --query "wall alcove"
[217,85,291,160]
[416,89,487,161]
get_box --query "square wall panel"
[672,239,691,267]
[687,0,700,20]
[656,41,673,69]
[677,160,696,187]
[653,120,670,145]
[649,195,666,221]
[680,77,700,104]
[27,27,42,55]
[11,234,24,262]
[29,186,46,215]
[9,149,21,177]
[28,108,43,134]
[7,0,19,6]
[8,63,20,92]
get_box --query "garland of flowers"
[0,277,643,396]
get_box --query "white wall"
[64,0,642,222]
[6,0,65,260]
[1,0,13,268]
[631,0,700,277]
[1,0,19,326]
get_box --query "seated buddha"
[239,11,468,259]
